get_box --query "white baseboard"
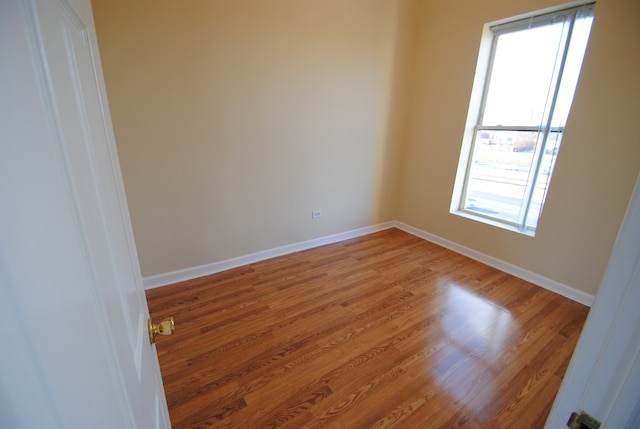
[143,220,594,307]
[394,221,594,307]
[143,222,395,290]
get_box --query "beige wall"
[94,0,640,296]
[398,0,640,295]
[93,0,419,276]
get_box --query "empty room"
[90,0,639,426]
[2,0,639,428]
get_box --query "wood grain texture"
[146,228,589,428]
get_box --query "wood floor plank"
[146,228,588,428]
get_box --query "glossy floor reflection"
[433,283,516,425]
[147,228,589,428]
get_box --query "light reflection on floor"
[433,281,518,423]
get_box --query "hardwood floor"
[146,228,589,429]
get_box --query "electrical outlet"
[312,210,323,219]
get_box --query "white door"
[545,174,640,428]
[0,0,171,428]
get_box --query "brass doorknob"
[148,317,175,344]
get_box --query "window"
[452,3,594,235]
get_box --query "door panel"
[0,0,170,427]
[545,175,640,428]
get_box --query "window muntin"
[456,4,594,234]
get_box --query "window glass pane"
[482,23,567,127]
[524,131,562,228]
[464,130,539,224]
[550,14,594,128]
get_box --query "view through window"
[455,3,594,234]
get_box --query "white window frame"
[451,2,595,236]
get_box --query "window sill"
[451,209,536,237]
